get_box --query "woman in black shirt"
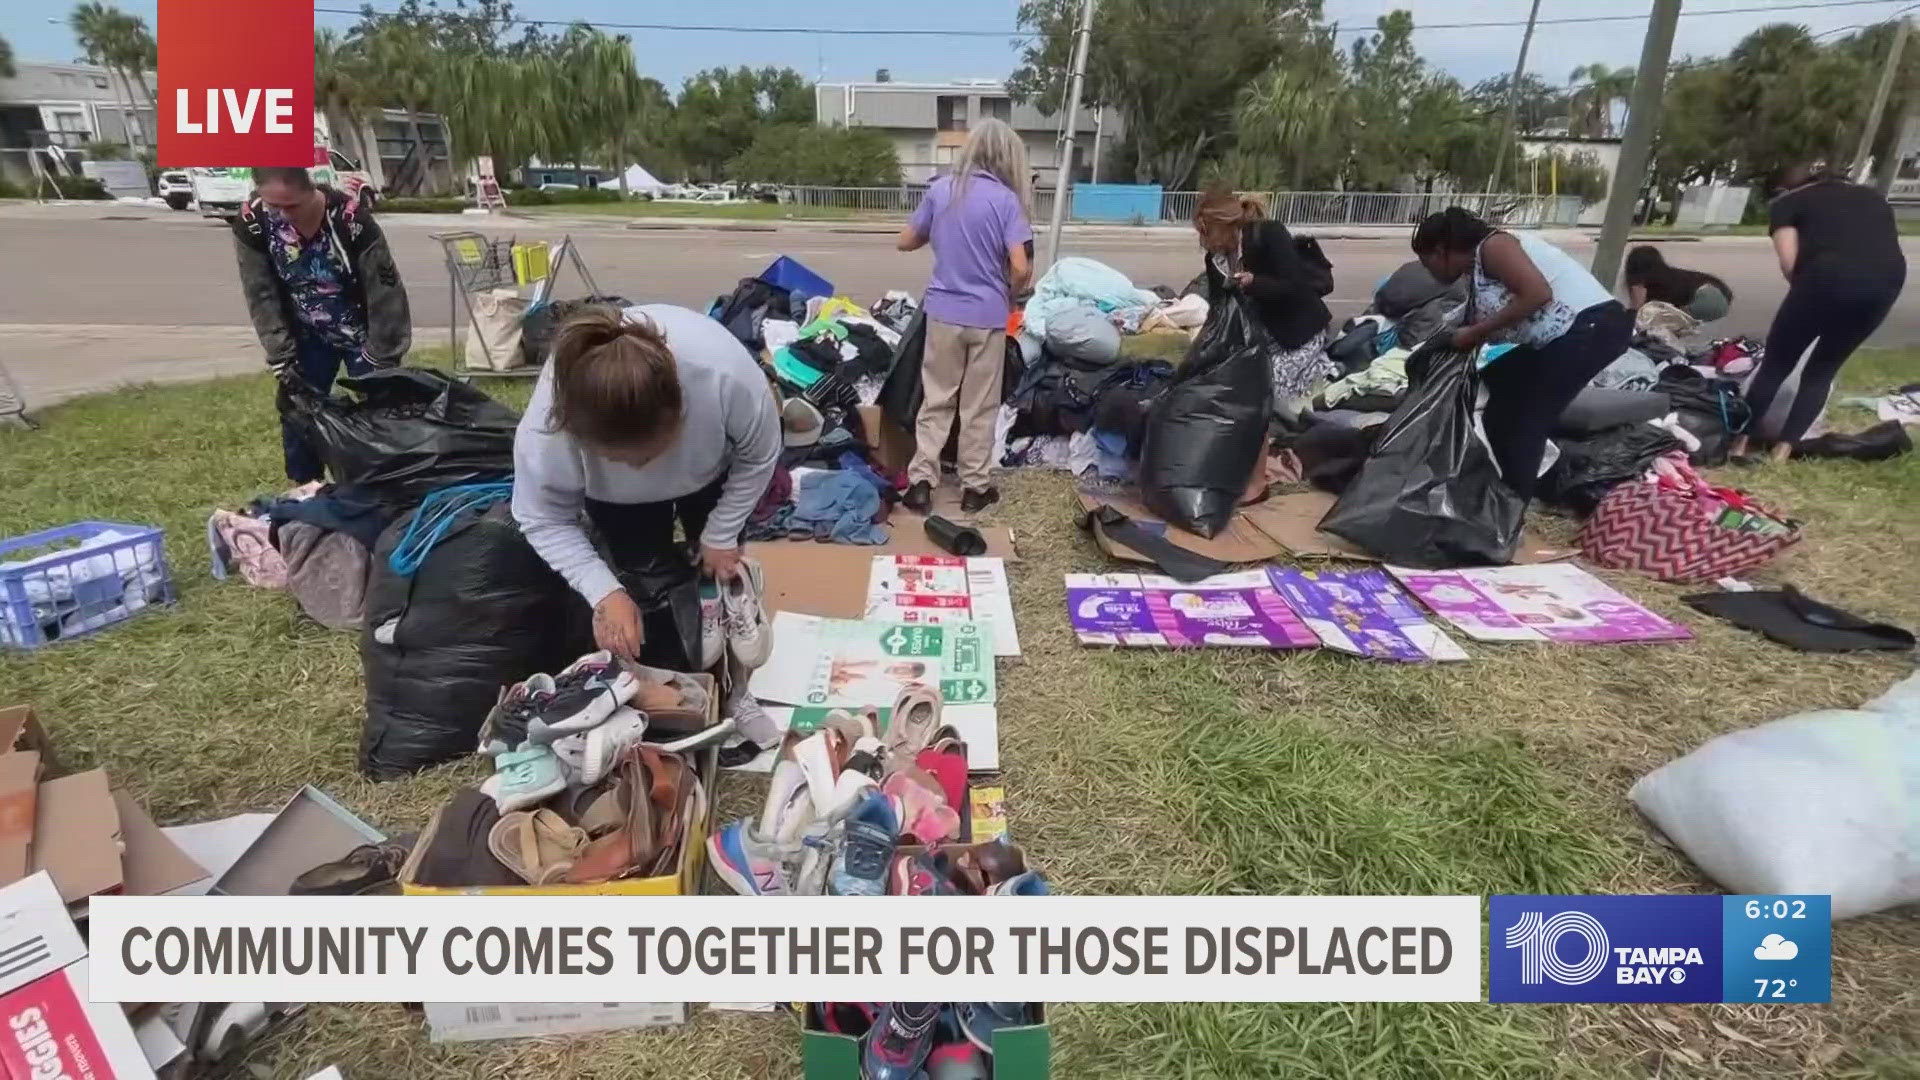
[1192,185,1335,417]
[1624,245,1733,322]
[1732,166,1907,461]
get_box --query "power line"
[312,0,1918,39]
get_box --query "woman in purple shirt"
[895,118,1034,514]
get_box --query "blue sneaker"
[828,791,898,896]
[956,1001,1031,1054]
[862,1001,937,1080]
[706,820,789,896]
[990,871,1049,896]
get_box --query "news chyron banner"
[86,896,1481,1003]
[157,0,315,167]
[1490,895,1832,1003]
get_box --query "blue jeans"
[282,331,374,483]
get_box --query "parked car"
[157,171,194,211]
[538,182,581,191]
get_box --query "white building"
[813,79,1122,187]
[0,60,156,185]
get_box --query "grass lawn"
[2,350,1918,1078]
[521,201,879,222]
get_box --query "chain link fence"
[783,185,1582,227]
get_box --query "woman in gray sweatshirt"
[511,304,780,661]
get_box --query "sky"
[3,0,1914,94]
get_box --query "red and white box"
[0,872,152,1079]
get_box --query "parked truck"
[185,113,378,218]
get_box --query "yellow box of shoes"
[399,673,718,897]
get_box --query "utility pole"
[1486,0,1543,193]
[1591,0,1681,291]
[1853,16,1910,181]
[1090,108,1105,184]
[1043,0,1096,269]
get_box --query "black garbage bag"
[281,368,518,506]
[519,294,634,367]
[1539,424,1684,515]
[359,503,592,779]
[1655,366,1751,466]
[1318,346,1525,567]
[1137,295,1274,537]
[877,307,929,435]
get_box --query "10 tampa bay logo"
[1489,896,1724,1003]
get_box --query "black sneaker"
[902,481,933,513]
[960,487,1000,514]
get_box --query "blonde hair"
[951,118,1032,217]
[1194,183,1265,250]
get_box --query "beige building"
[813,79,1122,187]
[0,60,156,185]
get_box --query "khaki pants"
[911,319,1005,491]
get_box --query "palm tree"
[1566,64,1636,137]
[352,16,443,194]
[70,3,155,147]
[316,29,375,167]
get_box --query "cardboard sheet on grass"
[1079,490,1570,566]
[1266,568,1467,662]
[1066,571,1317,649]
[750,613,997,708]
[1389,563,1692,644]
[747,526,1015,628]
[865,555,1019,656]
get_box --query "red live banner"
[158,0,314,167]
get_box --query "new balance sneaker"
[707,819,791,896]
[862,1002,938,1080]
[479,673,556,757]
[956,1002,1032,1054]
[550,707,648,786]
[699,582,725,670]
[827,791,899,897]
[925,1038,991,1080]
[525,651,638,745]
[759,759,808,837]
[720,557,773,668]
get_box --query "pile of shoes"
[707,685,981,897]
[819,1001,1043,1080]
[407,650,732,888]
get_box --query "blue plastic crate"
[758,255,835,304]
[0,521,175,649]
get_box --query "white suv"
[157,171,193,211]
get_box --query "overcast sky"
[1,0,1909,92]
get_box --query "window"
[329,150,360,172]
[981,97,1012,123]
[936,95,967,132]
[934,145,956,166]
[50,111,87,133]
[92,76,110,89]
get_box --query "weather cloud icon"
[1754,934,1800,961]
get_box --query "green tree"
[673,66,814,180]
[316,29,378,167]
[1343,11,1432,189]
[70,2,155,148]
[0,35,14,80]
[1009,0,1318,187]
[1223,24,1349,189]
[1565,64,1635,137]
[1467,72,1568,134]
[727,125,899,186]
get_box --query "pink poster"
[1388,564,1691,645]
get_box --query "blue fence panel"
[1071,184,1164,223]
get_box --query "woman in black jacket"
[1623,245,1733,322]
[1193,185,1335,417]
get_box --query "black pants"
[1479,301,1633,500]
[582,476,726,671]
[1747,268,1903,445]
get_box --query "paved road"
[2,202,1915,407]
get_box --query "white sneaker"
[760,759,808,836]
[698,582,725,670]
[793,730,841,819]
[721,557,773,668]
[551,707,648,786]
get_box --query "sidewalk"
[0,324,265,410]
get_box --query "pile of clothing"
[208,480,398,631]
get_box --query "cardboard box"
[749,527,1016,625]
[0,705,56,767]
[0,750,38,886]
[112,790,209,897]
[856,404,915,476]
[400,673,718,898]
[214,786,386,897]
[422,1001,686,1043]
[802,1004,1048,1079]
[30,768,123,905]
[0,872,155,1078]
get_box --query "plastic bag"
[359,504,592,779]
[1655,367,1751,466]
[1318,346,1524,567]
[1629,670,1920,920]
[1044,307,1122,365]
[1539,425,1683,515]
[281,368,519,507]
[1137,295,1273,537]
